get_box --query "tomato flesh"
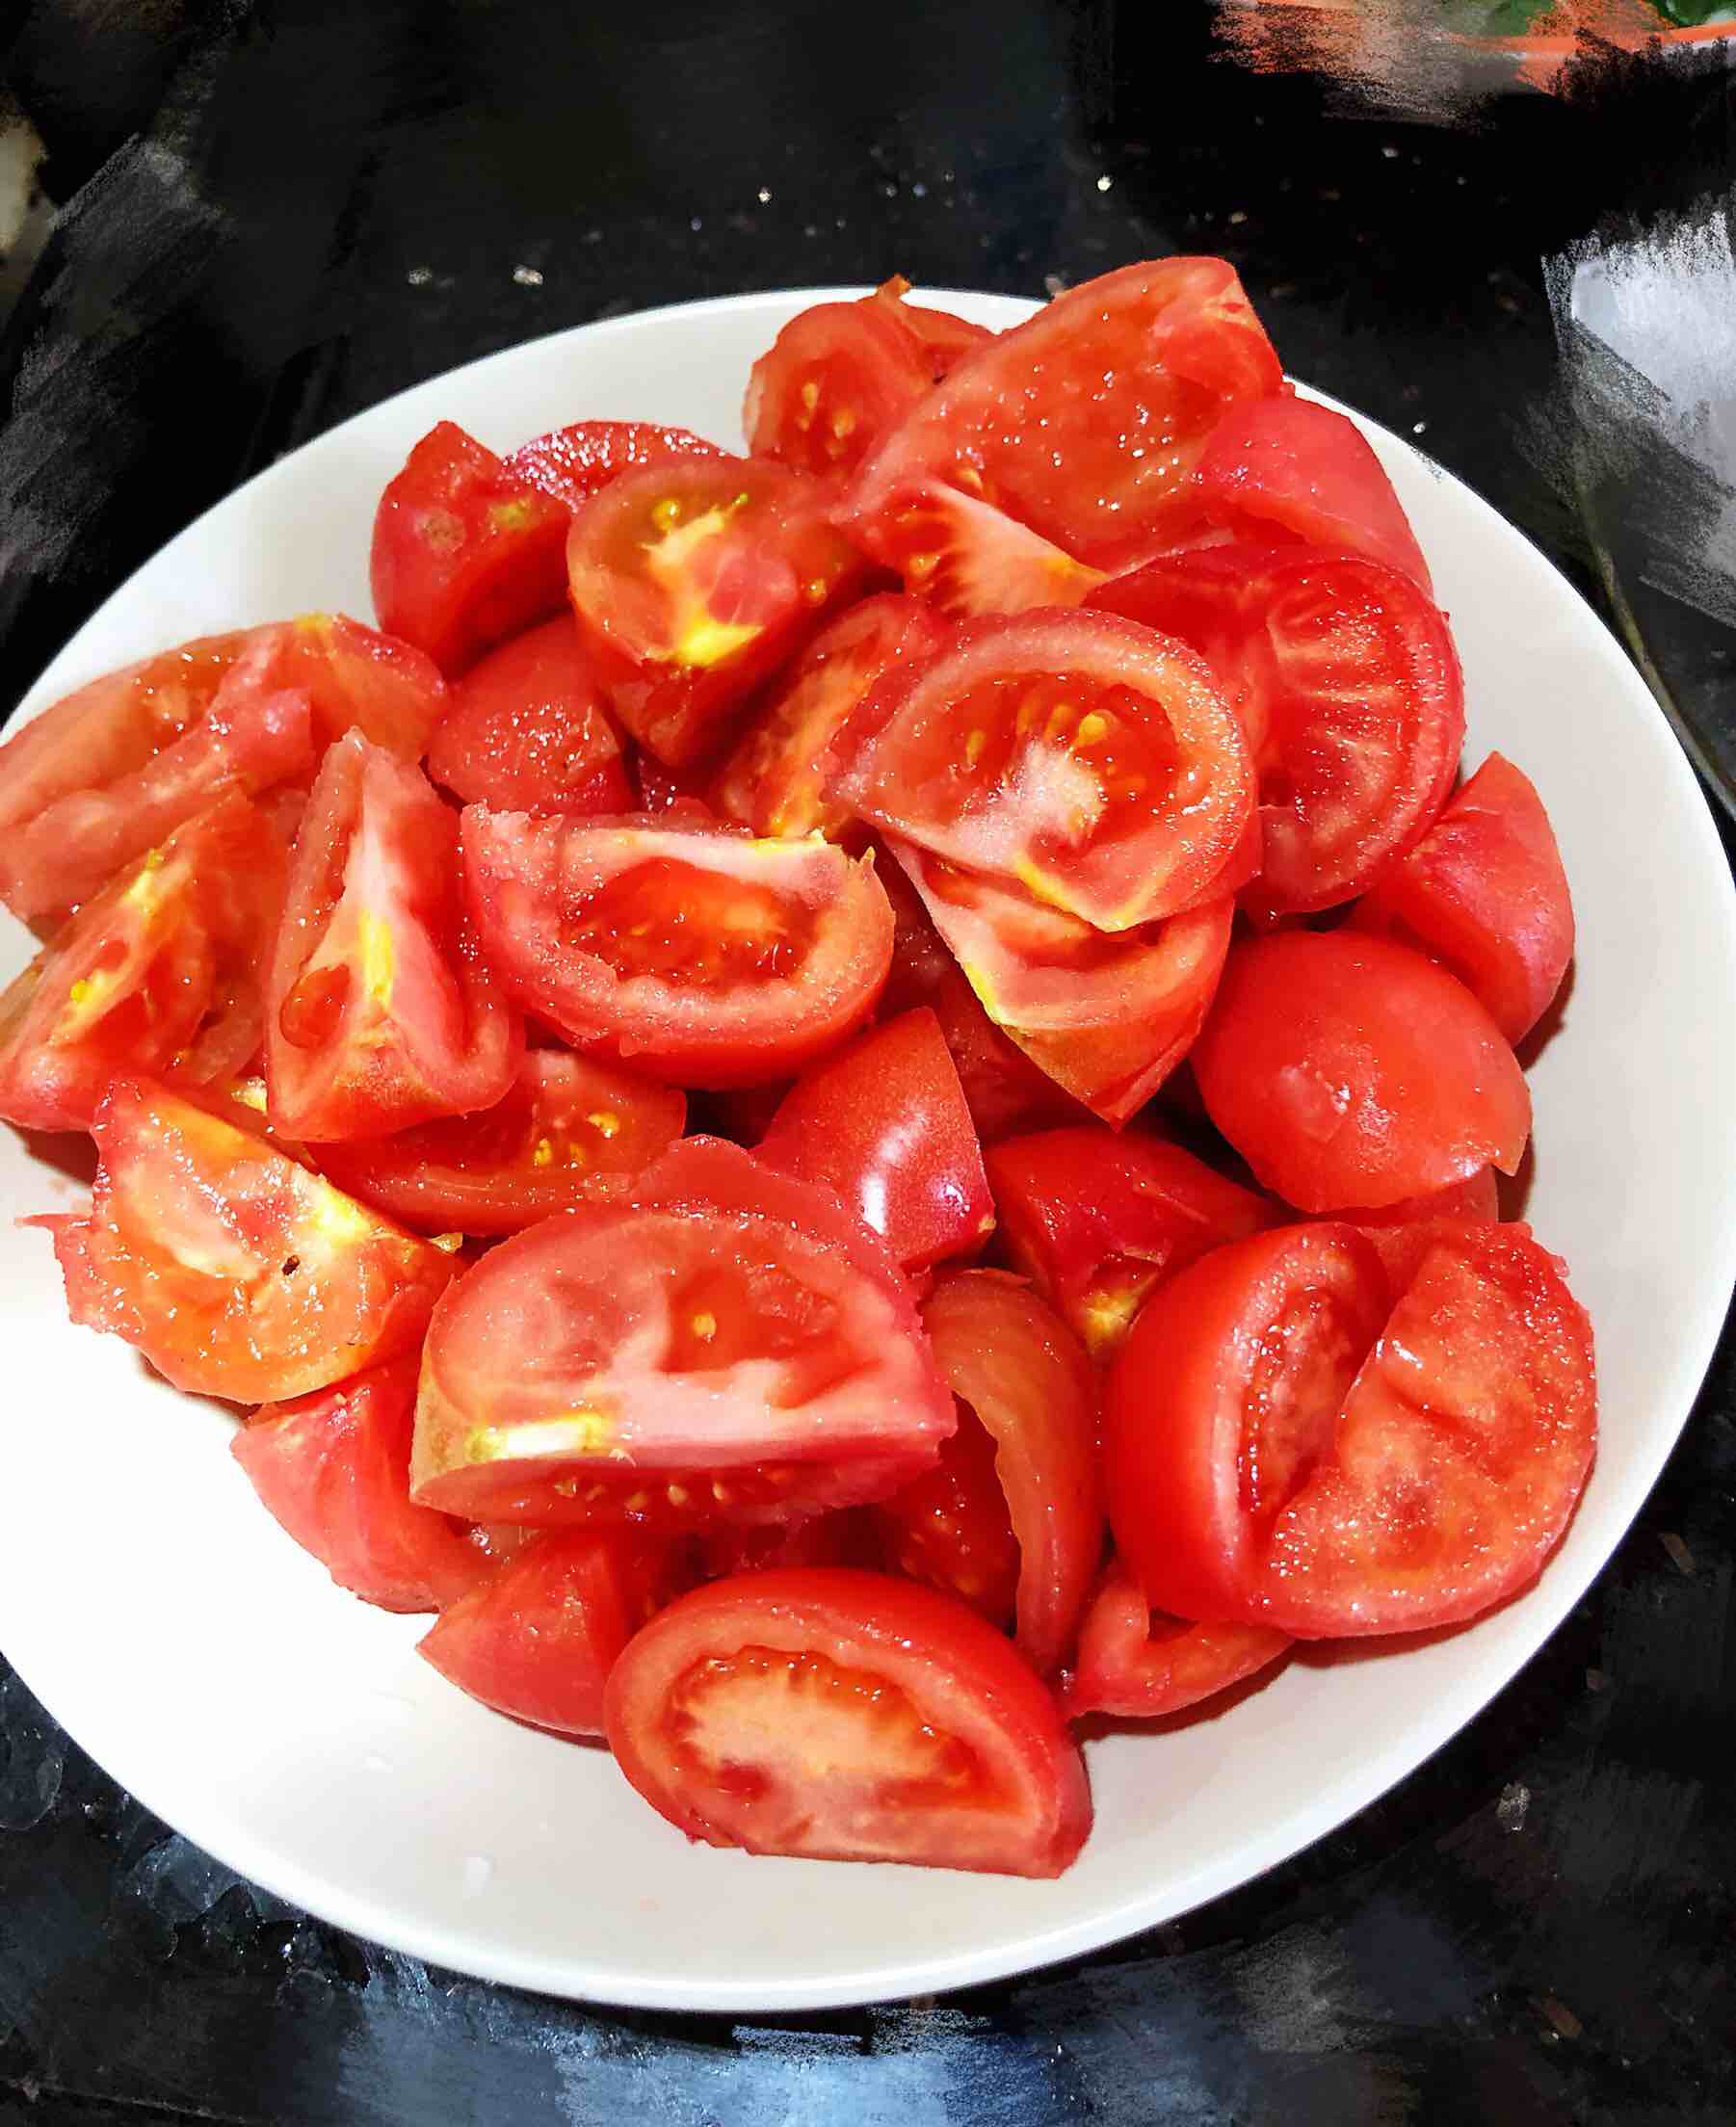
[502,418,725,513]
[872,1400,1022,1629]
[1064,1560,1291,1720]
[1342,1167,1501,1293]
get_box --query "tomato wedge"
[1091,546,1463,917]
[410,1135,955,1529]
[1350,751,1575,1044]
[846,257,1282,575]
[986,1123,1274,1358]
[870,1401,1022,1629]
[567,454,863,769]
[38,1076,455,1403]
[838,610,1254,932]
[1064,1561,1290,1720]
[0,794,285,1133]
[460,811,893,1089]
[233,1354,485,1613]
[426,616,632,817]
[267,733,521,1141]
[503,418,725,513]
[603,1567,1092,1876]
[755,1008,994,1273]
[1192,931,1531,1213]
[880,484,1110,619]
[1342,1167,1501,1293]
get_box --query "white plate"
[1,289,1732,2014]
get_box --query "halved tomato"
[1342,1167,1501,1293]
[837,610,1254,932]
[311,1050,686,1236]
[870,1401,1022,1628]
[1091,546,1463,917]
[711,594,946,839]
[986,1123,1274,1358]
[38,1076,455,1403]
[1191,930,1530,1212]
[755,1008,994,1274]
[1350,751,1574,1044]
[370,420,570,673]
[891,844,1232,1126]
[410,1135,955,1529]
[845,257,1282,576]
[566,455,863,768]
[0,794,285,1134]
[267,733,521,1141]
[460,811,892,1089]
[603,1567,1092,1876]
[233,1354,485,1613]
[1064,1560,1290,1720]
[503,418,725,513]
[425,616,632,817]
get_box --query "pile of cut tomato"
[0,260,1592,1881]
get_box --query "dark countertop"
[2,6,1734,2121]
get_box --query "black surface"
[2,5,1734,2120]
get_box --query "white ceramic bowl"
[1,289,1732,2012]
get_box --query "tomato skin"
[603,1567,1092,1876]
[1190,931,1531,1213]
[310,1049,687,1236]
[426,616,633,817]
[460,810,894,1090]
[1349,751,1574,1045]
[986,1124,1275,1358]
[1063,1560,1290,1720]
[233,1354,485,1614]
[502,418,725,513]
[755,1008,994,1274]
[1342,1166,1501,1293]
[370,421,571,674]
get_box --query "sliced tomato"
[869,1400,1021,1627]
[603,1567,1092,1876]
[426,616,632,817]
[566,454,863,769]
[880,484,1110,619]
[1105,1221,1596,1636]
[891,844,1232,1126]
[986,1123,1274,1358]
[263,612,451,756]
[502,418,725,513]
[837,610,1254,932]
[710,594,946,839]
[460,811,892,1089]
[1343,1167,1501,1293]
[845,257,1282,575]
[370,420,570,673]
[410,1135,955,1529]
[38,1076,455,1403]
[0,794,285,1134]
[874,277,994,376]
[755,1008,994,1274]
[267,733,521,1141]
[1091,546,1463,917]
[418,1528,685,1735]
[1350,751,1574,1044]
[233,1353,485,1613]
[1064,1560,1290,1720]
[1195,395,1434,592]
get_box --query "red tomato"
[233,1354,484,1613]
[838,610,1254,932]
[1091,547,1463,917]
[1195,395,1434,592]
[1106,1221,1596,1636]
[845,257,1282,575]
[1064,1560,1290,1720]
[370,421,570,673]
[891,844,1233,1126]
[755,1008,994,1274]
[1343,1167,1501,1293]
[266,612,451,756]
[425,616,632,817]
[710,594,946,839]
[869,1401,1022,1628]
[410,1135,955,1529]
[267,733,521,1142]
[878,484,1110,619]
[633,753,716,817]
[1190,931,1531,1212]
[986,1124,1274,1358]
[418,1528,684,1735]
[502,418,725,513]
[310,1049,686,1236]
[460,811,893,1089]
[0,794,285,1133]
[877,277,994,375]
[698,1513,864,1579]
[38,1076,455,1403]
[566,455,863,769]
[603,1567,1092,1876]
[1350,751,1574,1044]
